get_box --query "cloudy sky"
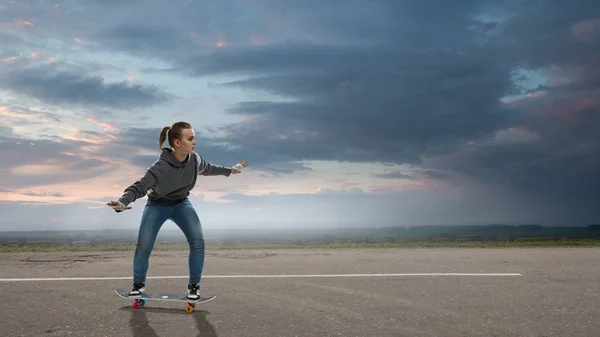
[1,0,599,231]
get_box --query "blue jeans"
[133,198,205,284]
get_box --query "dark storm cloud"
[94,25,197,60]
[179,0,597,218]
[432,137,600,222]
[107,1,517,167]
[373,172,413,180]
[80,0,598,205]
[2,0,598,222]
[108,126,311,174]
[422,170,450,180]
[210,45,522,166]
[498,0,600,67]
[0,64,171,109]
[87,0,496,67]
[440,1,600,211]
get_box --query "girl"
[106,121,248,300]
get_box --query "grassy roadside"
[1,238,599,253]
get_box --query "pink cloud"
[13,18,35,28]
[87,117,117,130]
[1,56,18,64]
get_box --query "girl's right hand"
[106,201,132,212]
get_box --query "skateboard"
[115,289,217,312]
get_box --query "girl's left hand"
[231,160,248,174]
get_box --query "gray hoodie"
[118,148,232,206]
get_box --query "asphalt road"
[1,247,598,336]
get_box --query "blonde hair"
[158,121,192,149]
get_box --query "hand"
[231,160,248,174]
[106,201,132,212]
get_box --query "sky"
[1,0,599,231]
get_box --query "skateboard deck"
[115,289,217,312]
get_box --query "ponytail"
[158,126,170,149]
[157,122,192,151]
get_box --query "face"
[174,128,196,154]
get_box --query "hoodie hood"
[160,147,189,168]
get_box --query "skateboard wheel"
[140,299,146,306]
[185,304,194,313]
[133,301,141,310]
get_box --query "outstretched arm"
[118,169,158,206]
[196,153,233,176]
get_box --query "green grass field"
[2,225,599,253]
[1,237,599,253]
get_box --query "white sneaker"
[187,283,200,301]
[128,281,145,298]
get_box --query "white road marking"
[0,273,522,282]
